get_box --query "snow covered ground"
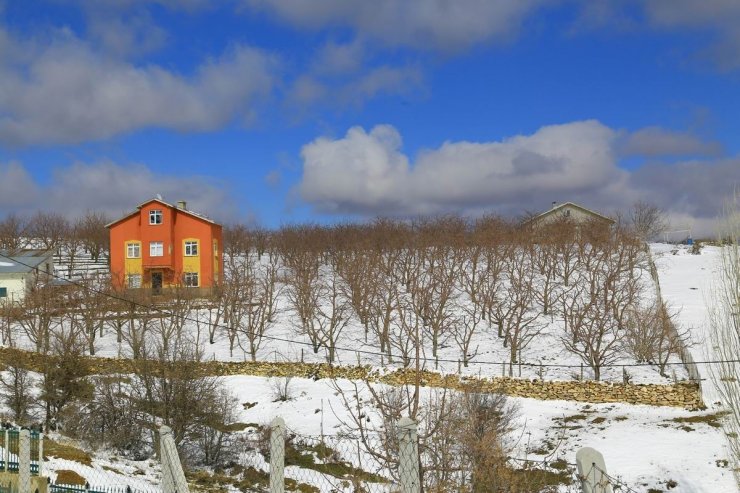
[37,247,690,385]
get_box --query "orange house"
[107,198,223,292]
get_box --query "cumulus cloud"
[245,0,544,52]
[299,121,627,215]
[298,121,737,236]
[0,160,239,223]
[619,127,723,157]
[0,29,276,146]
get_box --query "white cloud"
[643,0,740,69]
[619,127,722,157]
[245,0,544,52]
[285,37,423,113]
[0,160,239,223]
[0,29,276,145]
[0,162,40,209]
[572,0,740,70]
[299,121,626,215]
[297,121,738,236]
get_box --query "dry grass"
[44,439,92,466]
[55,470,87,485]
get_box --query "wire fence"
[233,417,649,493]
[0,430,41,475]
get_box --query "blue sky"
[0,1,739,235]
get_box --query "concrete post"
[4,429,8,472]
[159,426,189,493]
[270,417,285,493]
[396,417,420,493]
[576,447,613,493]
[19,430,30,493]
[38,433,43,477]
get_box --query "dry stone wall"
[0,346,704,410]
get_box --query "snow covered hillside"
[1,241,736,492]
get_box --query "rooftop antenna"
[156,193,163,201]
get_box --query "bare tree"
[560,237,644,380]
[335,249,378,339]
[68,274,110,355]
[407,244,460,359]
[368,251,400,358]
[453,301,481,367]
[64,220,85,278]
[236,254,281,361]
[223,223,252,261]
[498,250,543,371]
[708,191,740,486]
[623,301,690,377]
[630,200,668,241]
[0,348,34,425]
[77,210,110,262]
[285,250,324,354]
[132,337,233,450]
[29,211,69,255]
[120,290,153,360]
[0,213,28,252]
[314,268,351,363]
[17,281,62,353]
[151,285,194,356]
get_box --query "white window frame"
[185,241,199,256]
[127,274,142,289]
[150,241,164,257]
[183,272,199,287]
[127,242,141,258]
[149,209,163,225]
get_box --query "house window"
[149,210,163,225]
[184,272,199,287]
[0,287,7,298]
[127,274,141,289]
[127,242,141,258]
[150,241,164,257]
[185,241,199,256]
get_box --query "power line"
[0,251,734,371]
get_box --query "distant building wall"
[0,275,28,303]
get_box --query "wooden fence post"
[396,417,420,493]
[270,417,285,493]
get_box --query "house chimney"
[552,201,557,208]
[177,200,187,210]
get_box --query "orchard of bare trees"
[1,210,687,384]
[210,214,684,381]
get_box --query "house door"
[151,271,163,294]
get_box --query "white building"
[526,201,615,228]
[0,251,55,304]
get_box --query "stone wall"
[0,346,704,410]
[483,378,704,410]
